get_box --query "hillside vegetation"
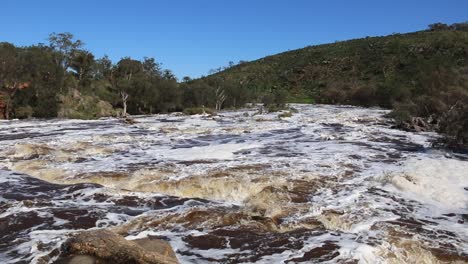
[197,23,468,148]
[1,23,467,148]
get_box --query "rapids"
[0,104,467,263]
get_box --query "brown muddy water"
[0,104,467,263]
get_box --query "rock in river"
[56,229,178,264]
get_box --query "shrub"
[413,95,447,117]
[15,106,34,119]
[388,102,417,124]
[350,86,376,107]
[438,100,468,148]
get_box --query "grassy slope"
[206,29,468,105]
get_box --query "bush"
[350,86,376,107]
[413,95,447,117]
[388,102,417,124]
[15,106,34,119]
[438,100,468,148]
[33,95,59,118]
[320,86,347,104]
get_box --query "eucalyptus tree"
[142,57,162,77]
[48,32,83,71]
[48,32,84,92]
[114,57,144,116]
[70,50,95,83]
[0,43,24,119]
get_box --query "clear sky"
[1,0,467,79]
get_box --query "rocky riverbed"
[0,104,467,263]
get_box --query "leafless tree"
[121,91,129,117]
[215,86,227,111]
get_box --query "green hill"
[196,24,468,148]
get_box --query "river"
[0,104,466,263]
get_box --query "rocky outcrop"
[57,230,178,264]
[58,89,117,119]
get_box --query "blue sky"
[1,0,467,79]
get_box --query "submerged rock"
[122,117,138,124]
[57,229,178,264]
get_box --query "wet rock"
[183,234,227,250]
[180,228,325,263]
[51,208,102,229]
[0,211,47,240]
[286,242,340,263]
[62,255,96,264]
[122,117,138,125]
[134,236,178,261]
[59,229,178,264]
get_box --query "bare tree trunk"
[3,83,19,120]
[215,86,227,111]
[79,68,84,82]
[121,91,129,117]
[4,100,10,120]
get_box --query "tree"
[93,55,113,80]
[48,32,83,71]
[70,50,95,82]
[428,23,450,31]
[162,69,176,81]
[48,32,84,93]
[116,57,142,81]
[0,43,29,119]
[120,91,129,117]
[20,45,63,118]
[114,58,144,117]
[452,22,468,32]
[215,86,227,111]
[142,57,162,77]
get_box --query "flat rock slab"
[57,229,178,264]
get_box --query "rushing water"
[0,104,467,263]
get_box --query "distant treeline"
[0,33,283,120]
